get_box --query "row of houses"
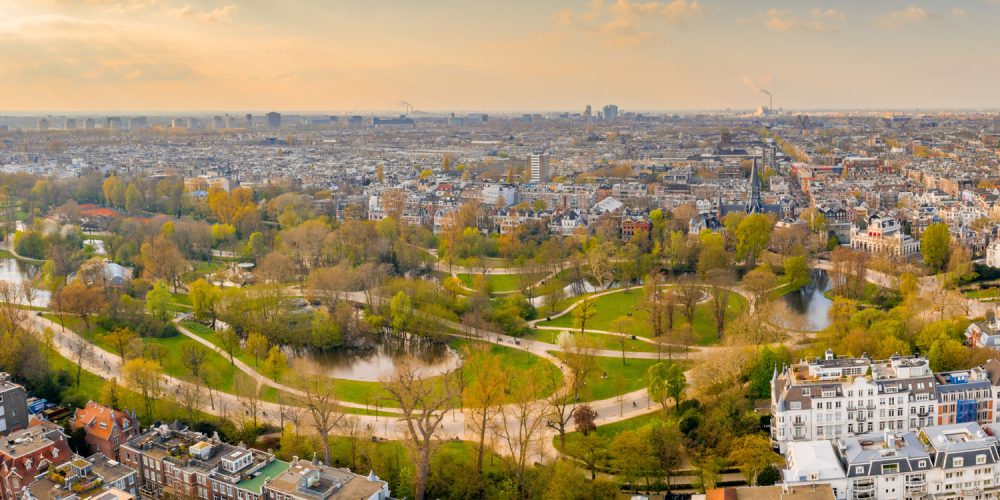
[0,376,389,500]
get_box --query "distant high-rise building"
[64,118,76,130]
[84,118,95,130]
[128,116,147,129]
[225,114,237,128]
[37,118,49,131]
[347,115,364,128]
[106,116,122,129]
[266,112,281,129]
[602,104,619,121]
[245,113,253,128]
[213,115,225,129]
[528,150,550,183]
[584,105,592,120]
[171,118,187,128]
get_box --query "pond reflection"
[770,269,832,332]
[286,335,463,382]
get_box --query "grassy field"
[48,314,255,393]
[181,259,225,283]
[556,411,674,451]
[966,288,1000,300]
[182,321,562,407]
[538,288,746,346]
[523,328,666,353]
[0,248,45,264]
[550,353,687,402]
[456,272,545,293]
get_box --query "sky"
[0,0,997,113]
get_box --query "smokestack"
[769,94,773,113]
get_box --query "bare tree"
[338,415,373,472]
[497,366,549,496]
[461,344,507,474]
[676,277,702,328]
[177,383,203,425]
[546,365,576,450]
[296,374,345,466]
[706,269,734,339]
[382,359,460,500]
[234,376,262,436]
[69,336,94,387]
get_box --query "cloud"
[172,3,237,23]
[951,8,967,17]
[811,8,847,22]
[557,0,704,46]
[879,6,931,29]
[764,7,845,32]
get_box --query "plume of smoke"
[742,76,771,97]
[397,100,413,114]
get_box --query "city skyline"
[1,0,998,112]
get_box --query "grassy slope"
[538,288,747,346]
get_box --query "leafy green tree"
[921,222,951,273]
[264,345,286,381]
[145,280,172,323]
[649,422,684,492]
[188,278,221,327]
[746,346,787,399]
[736,214,772,268]
[728,435,782,485]
[389,291,413,333]
[782,255,810,291]
[610,429,654,493]
[246,332,269,367]
[311,309,342,350]
[124,183,143,215]
[647,362,686,411]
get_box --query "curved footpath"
[23,311,668,460]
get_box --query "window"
[856,466,864,474]
[977,455,987,465]
[955,458,965,467]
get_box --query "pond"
[769,269,832,332]
[286,336,463,382]
[0,235,50,307]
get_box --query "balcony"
[905,477,926,488]
[853,482,876,494]
[793,420,805,426]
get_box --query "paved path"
[24,310,670,460]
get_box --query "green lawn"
[557,412,674,451]
[967,288,1000,300]
[181,260,225,283]
[49,314,257,394]
[456,272,544,293]
[551,353,687,402]
[538,287,746,346]
[0,248,45,264]
[182,321,562,407]
[524,328,666,353]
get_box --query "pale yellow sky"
[0,0,996,112]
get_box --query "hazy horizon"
[2,0,998,112]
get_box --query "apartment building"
[261,458,389,500]
[771,351,938,452]
[120,424,283,500]
[783,423,1000,500]
[26,453,138,500]
[0,421,73,499]
[0,373,29,436]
